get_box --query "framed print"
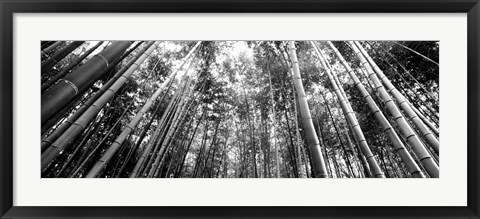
[1,0,479,218]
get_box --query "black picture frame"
[1,0,479,218]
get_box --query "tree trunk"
[42,41,132,124]
[82,42,201,177]
[354,41,439,155]
[327,41,426,178]
[290,78,307,178]
[41,41,85,73]
[321,91,355,178]
[267,66,281,178]
[41,42,158,172]
[311,41,385,178]
[41,41,65,56]
[315,113,333,178]
[392,42,439,66]
[69,105,130,177]
[175,111,205,177]
[42,41,105,91]
[243,88,258,178]
[287,41,328,178]
[41,41,149,152]
[348,41,438,177]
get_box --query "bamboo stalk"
[348,41,438,177]
[41,41,85,73]
[327,41,425,178]
[393,42,439,66]
[41,41,65,57]
[354,41,439,155]
[41,41,133,124]
[41,41,104,92]
[85,42,202,177]
[287,41,328,178]
[40,41,148,152]
[41,41,159,172]
[311,41,385,178]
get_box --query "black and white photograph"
[40,40,440,178]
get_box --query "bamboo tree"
[260,115,270,178]
[314,112,334,178]
[267,64,281,178]
[41,90,90,136]
[69,105,130,177]
[41,41,159,171]
[200,118,221,178]
[392,42,439,66]
[367,42,440,109]
[144,58,204,178]
[133,47,201,178]
[291,78,308,178]
[347,41,438,177]
[41,41,56,50]
[281,49,307,178]
[321,90,354,177]
[115,109,161,177]
[311,41,385,178]
[281,94,299,178]
[345,125,367,178]
[366,42,439,118]
[391,72,440,127]
[354,41,439,155]
[41,41,133,124]
[41,41,105,92]
[41,41,65,56]
[409,102,439,136]
[41,41,85,73]
[41,41,149,152]
[85,42,202,177]
[150,78,195,177]
[114,78,170,177]
[243,87,258,178]
[131,96,178,177]
[175,110,205,177]
[287,41,328,178]
[195,120,210,177]
[55,107,108,177]
[396,82,439,128]
[137,86,184,177]
[328,41,426,178]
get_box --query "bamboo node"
[383,126,392,132]
[384,99,394,105]
[419,156,433,162]
[94,54,110,68]
[423,132,434,138]
[60,79,79,95]
[72,121,86,130]
[398,100,408,105]
[405,133,417,140]
[386,87,396,93]
[393,115,404,121]
[41,139,52,144]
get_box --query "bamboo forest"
[40,41,439,178]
